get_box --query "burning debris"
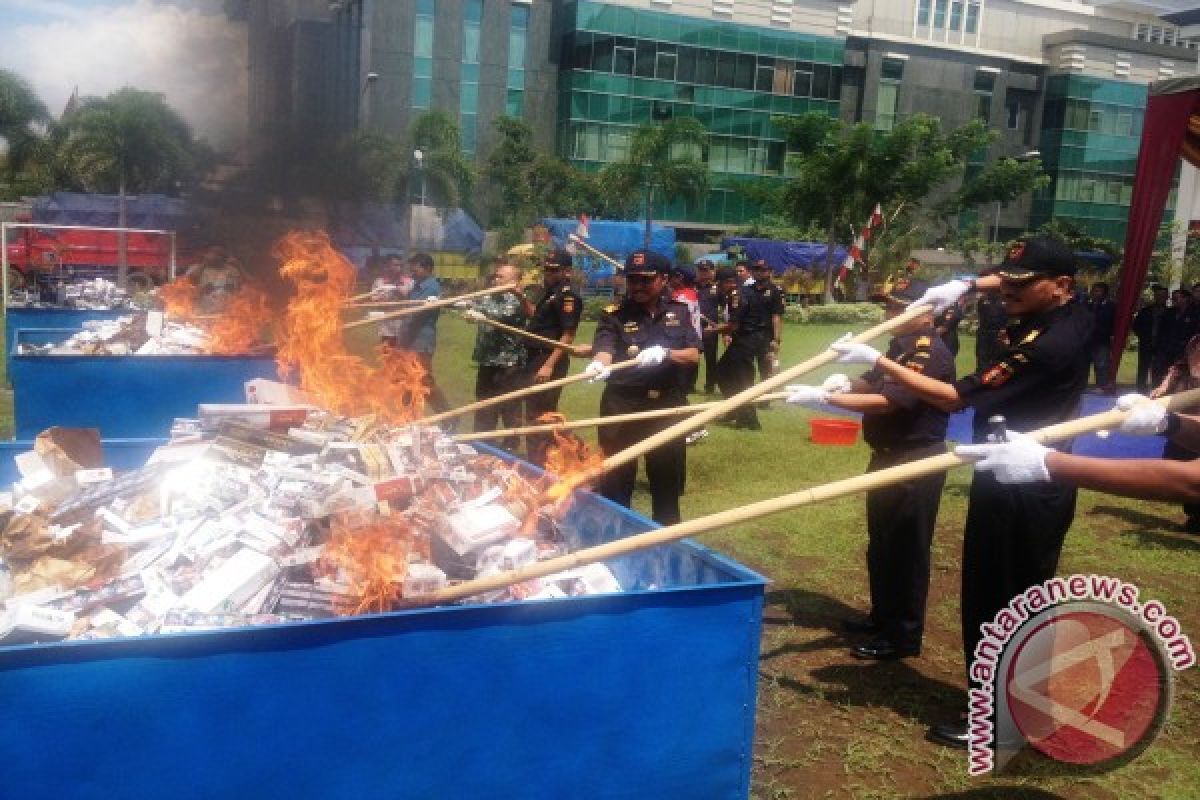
[8,278,139,310]
[0,381,622,644]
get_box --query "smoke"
[0,0,247,152]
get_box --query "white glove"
[462,309,485,324]
[785,385,828,406]
[916,279,972,313]
[830,333,881,366]
[584,360,611,383]
[955,430,1051,484]
[821,373,853,395]
[635,345,668,367]
[424,296,439,304]
[1116,393,1168,435]
[371,285,397,300]
[452,299,472,310]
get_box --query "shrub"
[787,302,884,326]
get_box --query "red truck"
[4,224,178,290]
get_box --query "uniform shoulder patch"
[915,335,932,348]
[1019,329,1042,346]
[603,303,619,314]
[981,360,1015,387]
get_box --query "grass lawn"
[4,314,1196,798]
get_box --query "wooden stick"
[412,388,1200,607]
[463,314,578,353]
[342,284,517,331]
[568,234,624,272]
[550,303,935,496]
[452,392,790,441]
[420,359,642,426]
[344,300,423,309]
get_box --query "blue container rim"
[12,327,277,360]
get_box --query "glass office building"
[1032,74,1172,242]
[558,0,844,225]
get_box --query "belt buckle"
[647,389,661,400]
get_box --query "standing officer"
[829,236,1092,747]
[463,262,528,453]
[516,249,583,466]
[750,259,785,382]
[584,250,700,525]
[785,278,955,660]
[1133,284,1171,392]
[714,260,781,430]
[696,260,723,394]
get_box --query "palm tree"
[598,117,709,247]
[0,69,51,195]
[58,88,195,286]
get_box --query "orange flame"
[538,413,604,506]
[159,278,199,320]
[208,285,272,355]
[323,513,415,615]
[273,231,429,423]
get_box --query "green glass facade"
[1032,74,1173,243]
[558,0,844,225]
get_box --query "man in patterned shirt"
[463,263,528,452]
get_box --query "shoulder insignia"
[562,297,576,313]
[915,336,932,349]
[981,361,1015,387]
[603,304,619,314]
[1020,329,1041,346]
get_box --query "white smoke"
[0,0,247,152]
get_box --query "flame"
[538,413,604,506]
[323,513,414,615]
[273,231,429,423]
[208,285,272,355]
[159,278,199,320]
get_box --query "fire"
[208,285,272,355]
[323,513,414,615]
[538,413,604,505]
[159,278,199,320]
[273,231,429,423]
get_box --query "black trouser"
[524,349,570,467]
[474,364,525,453]
[702,331,719,391]
[865,443,947,650]
[960,471,1077,681]
[1163,439,1200,531]
[717,331,768,427]
[596,384,687,525]
[1137,347,1156,392]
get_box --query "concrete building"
[230,0,1200,243]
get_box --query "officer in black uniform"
[714,259,783,430]
[750,259,786,382]
[829,236,1092,747]
[517,249,583,466]
[786,278,955,660]
[974,266,1008,371]
[585,250,700,525]
[696,260,723,394]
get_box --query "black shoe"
[841,618,878,634]
[928,719,969,749]
[851,639,919,660]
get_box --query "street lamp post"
[358,71,378,127]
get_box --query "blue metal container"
[0,438,165,485]
[11,329,279,439]
[0,477,766,799]
[3,307,129,382]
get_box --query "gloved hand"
[584,360,611,383]
[830,333,881,366]
[452,299,473,310]
[635,345,668,367]
[1117,393,1168,435]
[784,385,828,406]
[371,285,397,300]
[462,309,485,324]
[821,373,853,395]
[916,279,972,313]
[955,430,1051,484]
[424,296,439,304]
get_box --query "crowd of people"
[366,240,1197,752]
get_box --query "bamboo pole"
[548,303,934,496]
[567,234,624,272]
[344,300,423,309]
[342,284,518,331]
[420,359,642,426]
[463,314,579,353]
[411,389,1200,607]
[452,391,791,441]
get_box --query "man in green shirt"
[463,262,528,452]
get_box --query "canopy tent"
[31,192,189,230]
[718,237,849,275]
[1111,76,1200,375]
[540,218,675,278]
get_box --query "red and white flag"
[575,214,590,240]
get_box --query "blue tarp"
[331,203,484,257]
[541,218,675,279]
[31,192,188,231]
[719,237,848,275]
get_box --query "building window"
[933,0,948,29]
[965,0,980,34]
[507,4,529,117]
[413,0,435,110]
[1005,99,1020,130]
[917,0,931,26]
[656,50,677,81]
[974,70,995,122]
[614,45,635,75]
[460,0,482,154]
[876,57,904,132]
[950,0,963,31]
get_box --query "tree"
[0,69,51,199]
[58,88,196,286]
[598,117,709,247]
[772,112,997,301]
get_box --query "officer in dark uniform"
[585,250,700,525]
[934,300,964,357]
[516,249,583,466]
[974,266,1008,372]
[829,236,1092,747]
[696,260,723,394]
[786,278,955,660]
[750,259,786,382]
[714,259,783,430]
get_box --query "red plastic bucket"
[809,418,861,446]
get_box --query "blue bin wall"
[3,308,128,382]
[11,329,279,439]
[0,438,165,485]
[0,466,766,799]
